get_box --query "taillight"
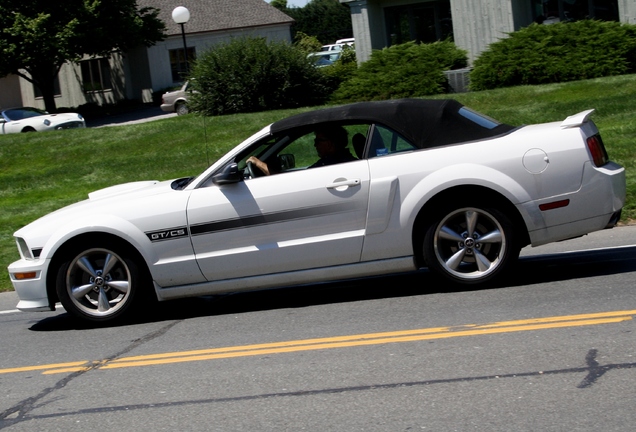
[586,134,609,167]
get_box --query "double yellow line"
[2,310,634,376]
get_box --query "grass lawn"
[1,74,635,292]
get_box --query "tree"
[0,0,166,112]
[270,0,288,9]
[293,31,323,55]
[283,0,353,45]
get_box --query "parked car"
[0,107,85,134]
[308,51,342,67]
[336,38,355,45]
[320,38,355,51]
[320,44,343,52]
[160,81,189,115]
[8,99,625,324]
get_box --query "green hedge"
[471,20,636,91]
[331,40,468,103]
[188,37,329,115]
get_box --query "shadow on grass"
[29,245,636,331]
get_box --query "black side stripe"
[190,202,359,236]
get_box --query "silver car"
[8,99,626,324]
[160,81,189,115]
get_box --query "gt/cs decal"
[146,227,189,242]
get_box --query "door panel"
[187,160,370,281]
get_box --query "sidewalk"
[85,105,177,128]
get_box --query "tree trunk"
[28,64,59,113]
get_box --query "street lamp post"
[172,6,191,75]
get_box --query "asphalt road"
[1,226,635,431]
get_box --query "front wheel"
[56,243,147,323]
[423,206,518,285]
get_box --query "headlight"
[44,119,51,126]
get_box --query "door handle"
[327,178,361,190]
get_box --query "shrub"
[331,40,468,103]
[318,46,358,93]
[188,37,330,115]
[471,20,636,91]
[293,31,322,55]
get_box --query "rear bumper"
[605,209,622,228]
[160,103,175,113]
[527,161,626,246]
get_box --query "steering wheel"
[246,161,261,178]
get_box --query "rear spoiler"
[560,109,595,128]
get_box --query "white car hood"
[14,179,178,244]
[88,180,160,200]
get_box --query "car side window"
[239,123,373,179]
[368,124,417,158]
[280,133,320,169]
[282,124,371,169]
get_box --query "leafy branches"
[189,37,329,115]
[0,0,165,112]
[471,20,636,90]
[332,41,468,103]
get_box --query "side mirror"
[278,154,295,171]
[212,163,241,185]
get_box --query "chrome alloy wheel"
[432,207,507,281]
[65,248,132,318]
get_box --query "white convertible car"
[1,107,85,133]
[8,99,626,323]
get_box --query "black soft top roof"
[270,99,515,149]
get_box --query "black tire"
[423,206,519,285]
[175,102,189,115]
[55,241,148,323]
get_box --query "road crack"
[0,320,181,428]
[3,347,632,425]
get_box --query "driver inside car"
[246,125,357,176]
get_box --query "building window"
[81,58,112,92]
[534,0,619,23]
[33,76,61,99]
[169,47,196,82]
[385,0,453,46]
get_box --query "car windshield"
[309,52,341,67]
[3,108,47,121]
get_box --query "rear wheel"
[56,242,148,323]
[423,206,518,285]
[175,101,189,115]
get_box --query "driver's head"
[314,125,348,157]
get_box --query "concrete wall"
[450,0,516,63]
[0,75,23,109]
[618,0,636,23]
[343,0,636,65]
[144,23,292,94]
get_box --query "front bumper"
[55,121,85,130]
[7,258,53,311]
